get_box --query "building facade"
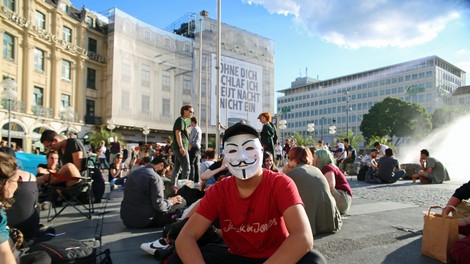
[1,0,107,152]
[1,1,275,152]
[277,56,466,145]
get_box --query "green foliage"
[360,97,431,146]
[336,130,364,150]
[365,135,392,150]
[432,106,466,130]
[288,132,316,147]
[88,126,125,150]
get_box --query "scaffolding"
[164,12,196,39]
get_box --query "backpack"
[91,168,105,203]
[28,238,96,264]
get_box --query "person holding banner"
[258,112,276,156]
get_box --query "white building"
[277,56,466,145]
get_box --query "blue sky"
[73,0,470,93]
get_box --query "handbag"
[422,205,459,263]
[28,237,96,264]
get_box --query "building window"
[88,37,97,53]
[121,91,129,111]
[141,64,150,87]
[86,68,96,89]
[33,87,44,106]
[183,75,192,95]
[85,16,94,27]
[86,99,95,117]
[61,60,71,80]
[164,38,170,47]
[144,31,150,40]
[162,99,170,117]
[122,61,131,81]
[60,94,71,109]
[162,70,170,90]
[63,26,72,43]
[142,95,150,114]
[4,0,15,11]
[35,11,45,29]
[58,2,68,13]
[34,48,45,72]
[184,43,190,52]
[3,33,14,60]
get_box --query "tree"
[431,106,466,130]
[360,97,431,146]
[89,126,124,152]
[289,132,316,147]
[336,130,364,150]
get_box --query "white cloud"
[246,0,469,49]
[457,61,470,74]
[457,49,470,55]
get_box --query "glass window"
[34,48,45,71]
[33,86,43,106]
[63,26,72,43]
[141,64,150,87]
[61,60,71,80]
[164,38,170,47]
[35,11,45,29]
[5,0,15,11]
[122,61,131,81]
[88,38,97,53]
[162,98,170,117]
[121,91,129,111]
[144,31,150,40]
[3,33,14,60]
[86,68,96,89]
[60,94,70,109]
[86,99,95,117]
[141,95,150,114]
[58,2,68,13]
[162,70,170,90]
[85,16,93,27]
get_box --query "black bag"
[91,168,105,203]
[177,185,204,206]
[28,238,96,264]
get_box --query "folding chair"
[46,157,96,222]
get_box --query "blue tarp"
[15,152,46,175]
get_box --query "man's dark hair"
[40,130,58,143]
[420,149,429,157]
[343,138,349,144]
[385,148,393,156]
[180,105,192,116]
[190,117,198,124]
[373,142,380,147]
[204,148,215,159]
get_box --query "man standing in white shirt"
[189,117,202,183]
[374,142,389,158]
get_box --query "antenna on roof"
[299,69,302,77]
[306,67,308,78]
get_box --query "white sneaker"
[140,238,169,255]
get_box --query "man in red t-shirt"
[172,123,326,264]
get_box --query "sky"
[73,0,470,94]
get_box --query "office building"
[277,56,466,145]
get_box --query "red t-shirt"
[321,164,353,196]
[197,169,303,259]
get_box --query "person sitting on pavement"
[262,151,279,172]
[357,149,379,181]
[199,154,228,191]
[109,153,128,191]
[338,138,356,173]
[373,142,389,158]
[334,142,346,166]
[314,149,352,215]
[411,149,450,184]
[443,180,470,264]
[171,123,327,264]
[0,152,52,264]
[37,130,87,187]
[120,155,186,229]
[367,148,405,184]
[283,146,342,235]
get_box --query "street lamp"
[278,120,287,143]
[1,78,18,147]
[198,10,208,121]
[321,117,325,141]
[63,106,75,136]
[345,91,350,137]
[307,122,315,137]
[329,124,337,135]
[107,119,115,136]
[142,124,150,144]
[215,0,222,156]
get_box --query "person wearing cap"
[258,112,276,156]
[171,123,326,264]
[120,155,186,228]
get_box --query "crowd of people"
[0,106,464,263]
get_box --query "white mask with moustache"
[223,134,263,180]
